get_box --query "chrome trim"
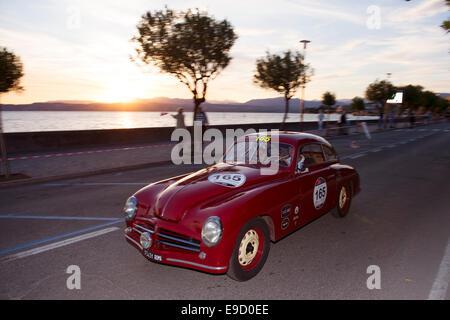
[166,258,227,271]
[125,234,142,250]
[157,239,200,252]
[134,223,154,234]
[157,233,201,247]
[201,216,223,247]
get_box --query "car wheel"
[227,218,270,282]
[333,183,352,218]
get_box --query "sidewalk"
[0,120,441,187]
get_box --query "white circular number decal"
[313,177,327,209]
[208,173,246,188]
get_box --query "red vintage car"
[123,132,360,281]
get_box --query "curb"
[1,121,445,189]
[0,160,173,189]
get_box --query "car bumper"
[124,227,228,274]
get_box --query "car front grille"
[133,222,201,252]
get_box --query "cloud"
[386,0,448,24]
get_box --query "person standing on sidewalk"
[388,111,394,128]
[409,110,415,128]
[339,110,348,135]
[378,108,384,130]
[318,109,324,132]
[195,106,209,130]
[171,107,186,129]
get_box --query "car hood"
[152,162,284,222]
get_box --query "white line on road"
[350,153,366,159]
[42,182,149,186]
[428,238,450,300]
[0,227,119,263]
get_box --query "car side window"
[298,143,325,167]
[322,145,338,162]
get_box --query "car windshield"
[224,138,294,167]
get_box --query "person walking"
[171,107,186,129]
[339,110,348,135]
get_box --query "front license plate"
[143,250,162,262]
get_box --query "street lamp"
[299,40,310,131]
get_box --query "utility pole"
[299,39,310,132]
[0,99,10,179]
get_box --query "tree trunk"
[0,102,11,178]
[282,97,290,130]
[192,97,205,126]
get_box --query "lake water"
[1,111,378,133]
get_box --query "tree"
[441,0,450,33]
[132,7,237,124]
[420,91,438,112]
[350,96,365,112]
[321,91,336,110]
[397,84,423,111]
[254,50,312,126]
[365,79,396,112]
[0,47,24,178]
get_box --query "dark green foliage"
[322,91,336,108]
[350,96,365,112]
[132,7,237,122]
[254,50,313,124]
[365,79,396,110]
[0,47,24,94]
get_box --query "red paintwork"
[124,132,360,274]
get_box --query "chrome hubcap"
[238,229,259,266]
[339,186,347,209]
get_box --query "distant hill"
[3,94,447,113]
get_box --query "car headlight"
[201,216,223,247]
[123,196,137,221]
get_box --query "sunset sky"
[0,0,449,105]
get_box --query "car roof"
[245,131,332,147]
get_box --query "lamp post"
[299,40,310,131]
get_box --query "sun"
[99,78,148,103]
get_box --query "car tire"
[227,218,271,282]
[333,183,352,218]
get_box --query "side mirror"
[296,155,309,174]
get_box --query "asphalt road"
[0,122,449,299]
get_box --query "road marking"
[428,238,450,300]
[0,143,177,162]
[0,227,119,263]
[0,215,121,221]
[0,219,122,256]
[350,153,366,159]
[370,148,383,153]
[42,182,149,186]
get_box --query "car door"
[320,144,339,211]
[293,143,333,225]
